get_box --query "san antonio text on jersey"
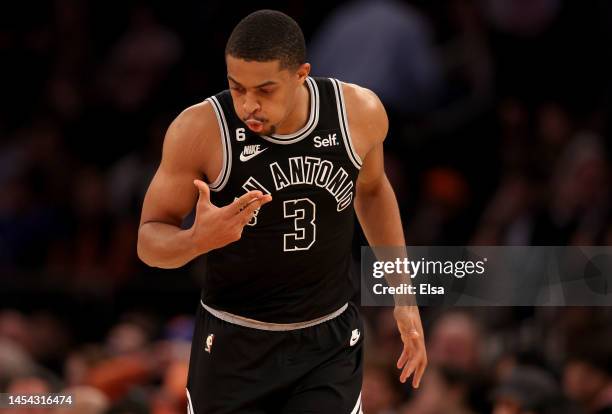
[202,77,362,323]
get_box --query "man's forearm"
[137,222,199,269]
[355,175,405,246]
[356,176,415,306]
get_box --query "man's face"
[226,55,309,136]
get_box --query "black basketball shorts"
[186,301,364,414]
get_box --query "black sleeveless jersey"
[201,77,362,323]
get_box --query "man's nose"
[243,93,260,114]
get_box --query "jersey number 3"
[283,198,316,251]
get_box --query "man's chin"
[267,125,277,136]
[257,126,276,136]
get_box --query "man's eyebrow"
[227,76,277,89]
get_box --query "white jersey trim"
[350,391,362,414]
[201,301,348,331]
[260,77,320,145]
[330,79,362,170]
[206,96,232,192]
[186,388,195,414]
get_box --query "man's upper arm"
[140,102,217,227]
[341,83,389,194]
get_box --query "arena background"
[1,1,611,413]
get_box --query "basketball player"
[137,10,427,413]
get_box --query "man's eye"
[259,89,273,95]
[231,86,245,93]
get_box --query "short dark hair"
[225,10,306,70]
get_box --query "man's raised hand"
[190,179,273,253]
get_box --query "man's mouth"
[245,119,264,133]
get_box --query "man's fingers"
[237,199,263,225]
[230,193,272,215]
[395,309,427,385]
[229,191,264,213]
[397,341,427,386]
[237,195,272,224]
[247,194,272,209]
[413,361,427,388]
[400,360,419,384]
[397,347,410,369]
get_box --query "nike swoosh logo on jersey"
[240,146,268,162]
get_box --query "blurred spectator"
[96,4,182,113]
[563,333,612,414]
[471,172,540,245]
[535,102,573,175]
[532,132,609,245]
[483,0,561,37]
[0,338,37,390]
[407,168,470,245]
[362,361,402,414]
[52,386,110,414]
[427,310,483,373]
[474,120,610,246]
[415,0,494,137]
[45,0,90,122]
[0,310,34,354]
[4,375,54,414]
[491,365,566,414]
[63,344,108,387]
[309,0,442,114]
[401,364,477,414]
[535,307,612,372]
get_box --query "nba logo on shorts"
[350,329,360,346]
[205,333,215,353]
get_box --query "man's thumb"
[194,179,211,204]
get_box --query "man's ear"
[296,63,311,82]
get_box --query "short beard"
[256,124,276,136]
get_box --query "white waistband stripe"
[201,301,348,331]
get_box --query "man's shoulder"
[162,100,222,161]
[336,80,388,144]
[336,81,383,114]
[170,100,221,140]
[176,100,218,131]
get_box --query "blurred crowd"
[2,307,612,413]
[1,0,611,413]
